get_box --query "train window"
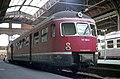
[117,39,120,48]
[34,32,39,45]
[107,40,113,48]
[90,24,97,36]
[16,42,18,46]
[22,39,25,47]
[51,24,56,37]
[76,23,90,35]
[18,41,20,48]
[41,27,48,42]
[25,37,29,46]
[61,23,76,35]
[16,42,20,49]
[19,40,22,49]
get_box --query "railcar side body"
[7,11,97,72]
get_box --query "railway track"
[88,64,120,78]
[13,63,102,79]
[51,69,103,79]
[53,64,120,79]
[11,62,120,79]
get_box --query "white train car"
[98,31,120,65]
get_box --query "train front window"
[90,24,97,36]
[61,23,76,36]
[76,23,90,35]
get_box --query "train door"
[29,34,32,63]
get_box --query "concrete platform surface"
[0,60,72,79]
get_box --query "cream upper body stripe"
[13,52,72,56]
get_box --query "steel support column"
[109,0,120,31]
[9,22,12,29]
[8,22,12,43]
[117,11,120,31]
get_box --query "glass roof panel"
[7,6,20,12]
[9,0,24,6]
[12,23,21,28]
[9,0,14,6]
[0,23,9,28]
[24,0,32,5]
[7,0,49,15]
[36,0,49,7]
[20,6,39,15]
[30,0,40,6]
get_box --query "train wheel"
[72,69,78,74]
[57,68,62,72]
[71,67,78,74]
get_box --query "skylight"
[7,0,49,15]
[7,6,20,12]
[12,23,21,28]
[0,23,9,28]
[20,6,39,15]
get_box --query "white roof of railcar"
[98,31,120,40]
[106,31,120,39]
[36,11,95,27]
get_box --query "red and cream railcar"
[7,11,97,71]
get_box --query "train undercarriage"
[8,52,97,73]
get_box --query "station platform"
[0,60,71,79]
[97,59,120,65]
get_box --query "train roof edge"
[49,11,92,19]
[10,11,95,43]
[36,11,93,27]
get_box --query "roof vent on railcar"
[77,12,83,18]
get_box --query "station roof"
[0,0,120,33]
[7,0,49,15]
[0,0,49,24]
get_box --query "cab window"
[76,23,90,35]
[90,24,97,36]
[61,23,76,36]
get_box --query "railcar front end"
[53,19,98,71]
